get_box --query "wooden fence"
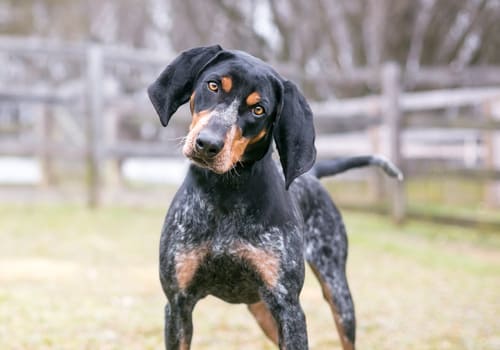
[310,72,500,228]
[1,36,500,228]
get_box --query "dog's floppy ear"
[148,45,223,127]
[274,80,316,189]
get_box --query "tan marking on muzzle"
[189,109,210,131]
[204,125,238,173]
[183,111,212,156]
[184,103,262,173]
[248,129,267,145]
[199,126,267,173]
[229,127,252,166]
[189,92,195,113]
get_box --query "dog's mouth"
[188,154,211,168]
[186,152,232,174]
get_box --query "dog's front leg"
[164,294,195,350]
[261,289,309,350]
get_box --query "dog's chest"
[163,191,287,303]
[176,242,280,303]
[171,234,283,304]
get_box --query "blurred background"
[0,1,499,349]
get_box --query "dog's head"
[148,45,316,189]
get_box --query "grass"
[0,203,499,349]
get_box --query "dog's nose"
[195,130,224,157]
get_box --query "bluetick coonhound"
[148,45,402,350]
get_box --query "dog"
[148,45,402,350]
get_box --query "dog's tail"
[309,155,404,181]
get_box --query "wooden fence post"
[85,45,104,208]
[485,99,500,207]
[382,62,406,223]
[105,106,123,188]
[37,105,55,186]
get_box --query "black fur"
[274,80,316,189]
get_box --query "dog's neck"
[187,147,284,193]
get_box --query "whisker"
[167,136,187,142]
[231,168,236,177]
[173,136,187,150]
[231,166,240,177]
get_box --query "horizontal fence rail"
[1,36,500,229]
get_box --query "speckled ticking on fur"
[215,99,239,126]
[149,45,400,350]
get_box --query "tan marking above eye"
[221,76,233,93]
[246,92,261,106]
[208,81,218,92]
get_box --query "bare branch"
[267,0,293,61]
[450,0,489,69]
[318,0,355,71]
[362,0,386,67]
[436,0,486,62]
[452,26,482,69]
[212,0,270,58]
[405,0,436,77]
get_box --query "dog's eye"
[252,105,265,116]
[207,81,219,92]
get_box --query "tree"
[3,0,500,98]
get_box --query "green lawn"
[0,204,499,349]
